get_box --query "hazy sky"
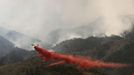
[0,0,134,39]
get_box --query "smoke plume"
[0,0,134,48]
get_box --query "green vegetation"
[0,27,134,75]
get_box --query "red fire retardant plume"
[33,45,130,69]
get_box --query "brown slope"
[0,56,107,75]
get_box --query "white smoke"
[97,0,134,35]
[0,0,134,48]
